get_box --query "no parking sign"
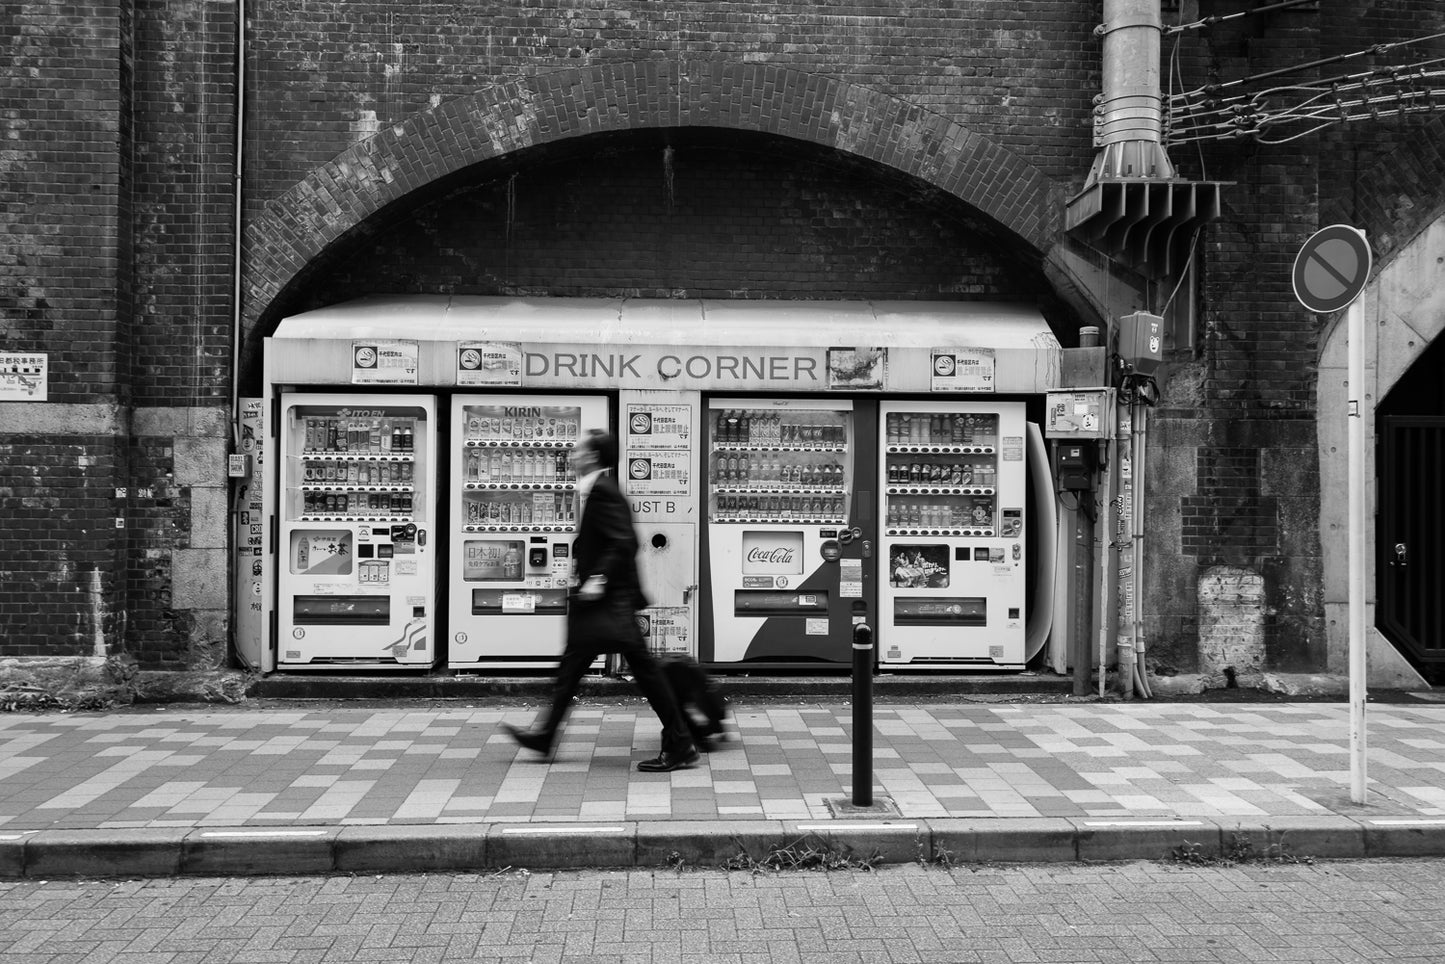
[1292,225,1371,313]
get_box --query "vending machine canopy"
[267,296,1064,394]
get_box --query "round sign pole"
[1347,294,1367,805]
[1292,224,1371,806]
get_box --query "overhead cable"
[1165,0,1319,37]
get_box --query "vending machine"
[447,395,610,669]
[876,400,1028,668]
[276,393,438,668]
[699,398,876,667]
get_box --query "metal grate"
[1379,417,1445,672]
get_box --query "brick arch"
[242,58,1060,336]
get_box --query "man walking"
[504,429,699,772]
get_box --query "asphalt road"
[1,857,1439,963]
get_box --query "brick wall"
[129,0,236,409]
[243,1,1099,210]
[1147,4,1327,673]
[0,4,130,660]
[0,433,125,656]
[118,2,237,666]
[5,1,1445,677]
[1318,2,1445,260]
[287,131,1047,316]
[0,2,124,399]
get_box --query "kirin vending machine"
[699,398,876,667]
[276,393,438,668]
[877,400,1028,668]
[448,394,610,669]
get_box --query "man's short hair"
[583,428,619,471]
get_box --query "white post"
[1347,295,1367,804]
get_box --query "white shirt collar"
[577,468,607,503]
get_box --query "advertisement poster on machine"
[234,399,266,660]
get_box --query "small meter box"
[1116,311,1164,375]
[1057,442,1093,490]
[1044,389,1114,439]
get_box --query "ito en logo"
[629,458,652,480]
[630,412,652,435]
[933,353,956,376]
[354,346,377,369]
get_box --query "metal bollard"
[851,622,874,807]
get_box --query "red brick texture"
[5,1,1445,677]
[241,59,1060,343]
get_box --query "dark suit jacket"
[572,472,649,620]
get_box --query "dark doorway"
[1378,334,1445,682]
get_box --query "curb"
[244,673,1075,703]
[6,815,1445,879]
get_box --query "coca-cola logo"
[746,546,796,564]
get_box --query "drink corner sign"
[1293,224,1370,314]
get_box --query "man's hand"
[579,574,606,601]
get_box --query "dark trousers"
[535,634,694,756]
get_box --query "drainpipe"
[228,1,247,662]
[1088,0,1174,183]
[1089,2,1170,699]
[1115,401,1134,698]
[231,0,247,450]
[1133,403,1152,698]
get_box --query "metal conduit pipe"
[1132,401,1152,699]
[1115,401,1134,699]
[230,0,247,451]
[1088,0,1175,183]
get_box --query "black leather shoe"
[636,747,700,772]
[503,723,553,759]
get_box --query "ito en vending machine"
[276,393,438,668]
[447,395,610,669]
[876,400,1028,668]
[699,398,877,667]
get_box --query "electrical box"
[1044,389,1114,439]
[1057,442,1093,491]
[1116,311,1164,375]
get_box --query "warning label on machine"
[458,342,523,386]
[626,404,692,449]
[626,451,690,496]
[642,606,692,656]
[929,347,995,392]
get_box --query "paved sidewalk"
[3,697,1445,877]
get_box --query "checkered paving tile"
[0,702,1441,829]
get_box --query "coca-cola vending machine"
[698,398,877,667]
